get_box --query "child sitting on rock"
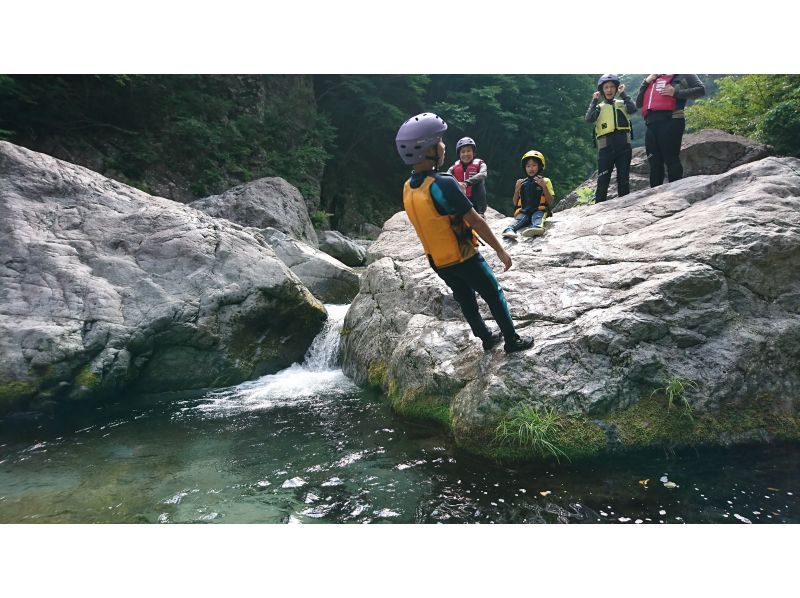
[447,137,488,215]
[502,150,554,239]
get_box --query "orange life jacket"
[403,176,478,269]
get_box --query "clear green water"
[1,385,798,524]
[1,305,797,524]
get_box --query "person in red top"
[636,74,705,187]
[447,137,488,215]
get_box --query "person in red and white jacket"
[636,74,705,188]
[447,137,488,214]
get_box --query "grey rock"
[0,141,326,412]
[190,177,318,246]
[255,227,360,304]
[318,230,367,267]
[341,156,800,450]
[356,222,383,240]
[556,129,773,212]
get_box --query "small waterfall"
[302,304,349,371]
[197,304,358,415]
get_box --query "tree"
[686,75,800,156]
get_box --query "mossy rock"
[367,360,388,389]
[605,394,800,449]
[0,380,37,406]
[73,365,101,389]
[388,383,452,428]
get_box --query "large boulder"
[318,230,367,267]
[0,141,326,413]
[555,129,773,212]
[255,227,360,304]
[190,177,318,246]
[342,157,800,460]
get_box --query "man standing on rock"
[395,112,534,354]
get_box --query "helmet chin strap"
[425,145,442,170]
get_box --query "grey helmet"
[395,112,448,165]
[456,137,476,153]
[597,74,621,90]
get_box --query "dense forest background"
[1,74,797,234]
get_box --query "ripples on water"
[0,304,798,524]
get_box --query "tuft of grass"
[651,375,698,419]
[310,210,334,229]
[494,404,569,462]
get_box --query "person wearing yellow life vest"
[584,74,637,203]
[395,112,534,354]
[502,150,555,239]
[635,74,705,187]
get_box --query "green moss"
[367,360,388,389]
[73,366,101,389]
[0,380,36,405]
[607,394,800,449]
[386,381,452,428]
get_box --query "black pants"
[595,142,632,202]
[433,253,517,341]
[645,117,686,187]
[470,183,487,215]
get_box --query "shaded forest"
[3,74,794,234]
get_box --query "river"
[1,304,798,524]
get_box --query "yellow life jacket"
[594,99,631,138]
[403,175,478,269]
[513,177,555,217]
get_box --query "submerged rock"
[342,156,800,459]
[556,129,773,211]
[0,141,326,413]
[190,177,319,246]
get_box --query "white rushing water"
[198,304,358,415]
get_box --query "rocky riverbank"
[342,153,800,460]
[0,141,328,412]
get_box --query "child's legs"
[510,212,532,232]
[471,185,487,215]
[531,210,546,228]
[594,146,614,202]
[434,264,490,339]
[463,255,517,339]
[614,144,633,196]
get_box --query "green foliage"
[0,75,334,200]
[310,209,334,229]
[315,75,430,230]
[651,375,698,418]
[494,404,569,462]
[575,186,595,205]
[428,75,597,214]
[763,100,800,156]
[686,75,800,156]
